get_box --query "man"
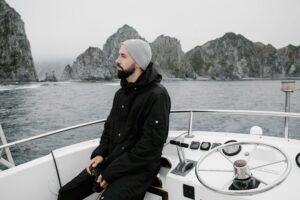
[58,39,171,200]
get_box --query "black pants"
[58,169,95,200]
[57,169,153,200]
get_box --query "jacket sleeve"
[90,112,112,159]
[100,90,171,183]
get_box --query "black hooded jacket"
[91,63,171,183]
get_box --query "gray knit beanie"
[122,39,152,70]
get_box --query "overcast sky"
[6,0,300,61]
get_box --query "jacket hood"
[120,62,162,90]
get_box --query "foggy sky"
[5,0,300,61]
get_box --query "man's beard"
[117,64,135,79]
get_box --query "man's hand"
[97,175,109,189]
[86,155,104,175]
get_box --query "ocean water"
[0,80,300,165]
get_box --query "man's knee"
[57,187,68,200]
[57,185,77,200]
[56,169,94,200]
[101,187,144,200]
[57,185,93,200]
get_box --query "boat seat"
[148,156,171,189]
[161,156,172,169]
[146,185,168,200]
[146,176,168,200]
[144,157,170,200]
[151,175,163,188]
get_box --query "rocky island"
[62,25,300,81]
[0,0,38,82]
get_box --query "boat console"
[160,130,300,200]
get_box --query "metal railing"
[1,109,300,169]
[171,109,300,138]
[0,119,106,150]
[0,119,106,169]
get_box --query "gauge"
[211,142,222,149]
[190,141,200,150]
[222,140,241,156]
[200,142,211,151]
[296,153,300,167]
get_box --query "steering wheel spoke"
[251,167,281,175]
[251,174,269,186]
[250,159,287,171]
[197,168,233,172]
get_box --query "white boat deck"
[1,130,300,199]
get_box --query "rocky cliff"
[0,0,37,82]
[151,35,196,79]
[62,25,144,80]
[63,25,198,81]
[277,45,300,77]
[61,64,73,80]
[254,42,280,78]
[186,33,300,80]
[42,71,57,82]
[103,24,143,70]
[187,33,262,80]
[62,25,300,81]
[61,47,112,81]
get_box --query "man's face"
[116,46,136,79]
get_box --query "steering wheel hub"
[234,160,251,180]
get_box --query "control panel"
[188,141,222,151]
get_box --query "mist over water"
[0,80,300,165]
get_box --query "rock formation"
[187,33,262,80]
[277,45,300,77]
[42,71,57,82]
[103,24,143,70]
[184,46,210,77]
[61,47,112,81]
[186,33,300,80]
[61,64,73,81]
[151,35,196,79]
[0,0,37,82]
[254,42,283,79]
[62,25,144,80]
[62,25,300,81]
